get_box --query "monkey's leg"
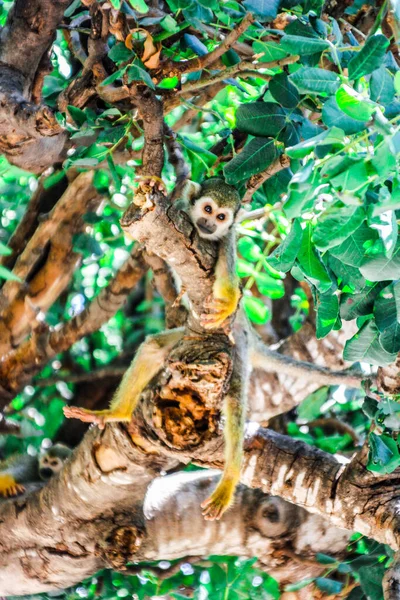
[201,232,241,330]
[201,347,247,520]
[0,473,25,497]
[64,328,184,428]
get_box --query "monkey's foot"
[134,176,167,195]
[0,474,25,497]
[200,293,240,330]
[201,480,235,521]
[63,406,131,430]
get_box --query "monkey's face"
[190,196,234,241]
[38,453,64,481]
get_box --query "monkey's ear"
[184,180,202,203]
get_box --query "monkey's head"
[185,178,241,241]
[38,444,72,481]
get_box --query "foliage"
[0,0,400,597]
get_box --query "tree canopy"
[0,0,399,598]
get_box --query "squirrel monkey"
[64,178,245,520]
[0,444,71,497]
[176,177,242,330]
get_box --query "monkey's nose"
[197,218,216,235]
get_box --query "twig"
[242,155,291,203]
[307,417,360,445]
[179,55,299,95]
[166,13,254,76]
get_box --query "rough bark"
[0,0,70,172]
[0,424,351,596]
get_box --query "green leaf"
[336,85,376,121]
[127,62,155,89]
[370,67,395,104]
[0,242,12,256]
[340,282,386,321]
[128,0,149,12]
[243,295,271,324]
[296,223,332,292]
[358,564,386,600]
[269,73,299,108]
[360,239,400,281]
[255,272,285,299]
[330,222,379,267]
[267,219,303,272]
[286,126,344,159]
[0,265,21,282]
[243,0,279,18]
[238,236,263,262]
[343,320,397,365]
[395,71,400,95]
[298,387,329,420]
[315,578,343,595]
[313,205,365,250]
[374,282,400,353]
[322,97,368,134]
[290,67,340,94]
[316,291,339,338]
[236,102,286,137]
[224,137,278,184]
[368,432,400,474]
[100,67,126,86]
[252,40,289,62]
[316,553,338,565]
[67,105,87,126]
[348,34,390,80]
[280,35,329,56]
[108,43,133,64]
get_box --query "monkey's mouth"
[39,468,53,480]
[197,223,215,235]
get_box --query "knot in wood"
[145,335,232,452]
[100,526,143,570]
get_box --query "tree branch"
[179,56,299,95]
[0,247,147,403]
[0,427,351,596]
[168,13,254,76]
[242,155,291,203]
[0,0,70,172]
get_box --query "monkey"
[64,177,244,519]
[63,177,363,521]
[176,177,242,330]
[0,444,72,497]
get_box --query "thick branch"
[0,427,350,596]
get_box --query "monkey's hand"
[0,474,25,497]
[63,406,131,430]
[200,281,241,330]
[201,478,236,521]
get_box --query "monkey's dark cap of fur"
[201,178,240,207]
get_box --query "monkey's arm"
[250,334,365,389]
[201,230,241,330]
[201,339,248,520]
[64,328,184,427]
[0,455,39,497]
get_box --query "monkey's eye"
[204,205,212,214]
[217,214,226,221]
